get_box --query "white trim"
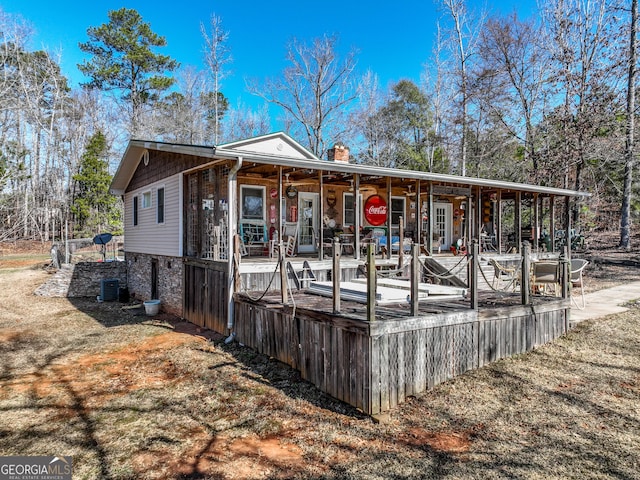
[434,202,453,250]
[298,192,319,253]
[343,192,363,226]
[141,190,152,209]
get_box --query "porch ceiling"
[234,162,575,199]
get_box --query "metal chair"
[570,258,589,309]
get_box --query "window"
[241,186,265,220]
[157,187,165,224]
[141,191,152,209]
[391,197,406,226]
[133,196,139,226]
[343,193,363,226]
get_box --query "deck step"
[286,260,317,290]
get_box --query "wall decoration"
[326,190,337,207]
[364,194,388,226]
[286,185,298,199]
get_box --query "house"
[110,132,589,415]
[110,132,587,322]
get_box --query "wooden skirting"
[234,295,570,416]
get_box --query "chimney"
[327,142,350,163]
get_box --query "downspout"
[227,155,243,333]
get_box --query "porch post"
[367,244,376,322]
[386,176,392,259]
[560,246,570,298]
[533,193,540,252]
[521,241,531,305]
[410,243,419,316]
[415,180,421,252]
[515,191,522,254]
[564,196,572,260]
[549,195,556,253]
[280,247,288,304]
[496,190,502,254]
[354,173,360,260]
[428,182,434,254]
[278,167,283,252]
[333,237,341,313]
[469,240,479,310]
[319,170,324,261]
[227,156,243,331]
[475,186,482,243]
[398,216,404,269]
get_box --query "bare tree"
[221,102,271,143]
[477,14,551,178]
[541,0,616,191]
[422,23,456,173]
[439,0,484,176]
[346,70,391,166]
[201,13,232,144]
[248,35,357,157]
[620,0,637,249]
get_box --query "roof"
[110,133,589,198]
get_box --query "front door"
[434,203,453,250]
[298,192,318,253]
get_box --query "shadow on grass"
[64,295,367,421]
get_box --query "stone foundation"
[35,261,127,298]
[126,252,183,316]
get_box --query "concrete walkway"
[570,281,640,323]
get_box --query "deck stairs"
[287,260,317,290]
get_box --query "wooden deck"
[184,249,571,417]
[233,289,570,416]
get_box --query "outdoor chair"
[282,222,298,257]
[570,258,589,309]
[315,229,334,256]
[489,258,520,291]
[531,261,560,296]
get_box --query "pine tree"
[70,131,121,237]
[78,8,179,137]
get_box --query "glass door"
[434,203,452,250]
[298,192,318,253]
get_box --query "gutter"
[227,155,243,333]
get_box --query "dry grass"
[1,251,639,479]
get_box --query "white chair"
[282,222,298,257]
[570,258,589,309]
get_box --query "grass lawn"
[1,263,639,479]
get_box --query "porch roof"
[110,134,589,199]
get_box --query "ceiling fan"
[403,185,417,197]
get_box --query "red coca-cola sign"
[364,194,388,226]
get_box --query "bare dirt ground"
[0,232,639,479]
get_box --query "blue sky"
[2,0,538,112]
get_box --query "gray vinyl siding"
[124,174,181,256]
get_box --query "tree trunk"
[621,0,637,250]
